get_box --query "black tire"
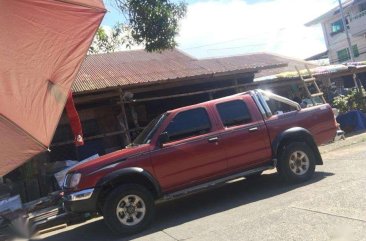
[102,184,155,235]
[245,171,263,181]
[277,142,316,183]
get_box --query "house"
[306,0,366,64]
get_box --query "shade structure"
[0,0,106,176]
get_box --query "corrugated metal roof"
[72,49,309,93]
[251,53,319,77]
[73,49,208,93]
[197,53,315,76]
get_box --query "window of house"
[352,45,360,57]
[337,45,359,62]
[337,48,351,62]
[164,108,211,141]
[331,19,344,35]
[216,100,252,127]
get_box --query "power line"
[206,43,267,51]
[338,0,355,62]
[183,37,255,50]
[182,29,287,50]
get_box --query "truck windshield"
[132,113,167,145]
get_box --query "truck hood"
[68,144,151,174]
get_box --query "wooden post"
[119,89,131,145]
[130,104,140,128]
[353,73,364,96]
[208,92,213,100]
[234,79,239,93]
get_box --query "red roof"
[73,49,310,93]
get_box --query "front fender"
[96,167,162,196]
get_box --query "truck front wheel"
[102,184,155,235]
[277,142,316,183]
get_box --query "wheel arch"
[95,167,161,212]
[272,127,323,165]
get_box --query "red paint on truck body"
[66,92,337,194]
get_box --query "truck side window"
[164,108,211,142]
[216,100,252,127]
[266,99,297,115]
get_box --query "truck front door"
[151,107,227,192]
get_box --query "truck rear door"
[212,95,272,172]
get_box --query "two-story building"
[306,0,366,64]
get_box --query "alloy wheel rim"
[289,151,309,175]
[116,195,146,226]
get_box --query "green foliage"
[117,0,187,52]
[332,95,348,114]
[332,89,365,113]
[90,0,187,54]
[88,23,129,54]
[276,69,312,79]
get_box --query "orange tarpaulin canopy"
[0,0,106,176]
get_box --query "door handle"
[208,137,219,143]
[248,127,259,132]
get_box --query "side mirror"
[157,132,169,148]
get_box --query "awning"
[0,0,106,176]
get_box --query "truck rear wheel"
[277,142,315,183]
[102,184,155,235]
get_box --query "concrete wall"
[321,1,366,64]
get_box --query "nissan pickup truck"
[62,89,337,235]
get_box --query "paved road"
[38,141,366,241]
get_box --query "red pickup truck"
[63,89,337,234]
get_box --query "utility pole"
[338,0,364,96]
[338,0,354,62]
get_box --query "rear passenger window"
[164,108,211,141]
[216,100,252,127]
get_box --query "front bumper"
[63,188,100,213]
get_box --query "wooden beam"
[74,91,119,104]
[119,89,131,144]
[122,83,249,103]
[51,127,145,147]
[51,130,126,147]
[119,78,304,104]
[125,72,256,94]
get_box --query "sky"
[102,0,339,60]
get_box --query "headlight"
[64,173,82,188]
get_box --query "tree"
[89,0,187,54]
[88,23,128,54]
